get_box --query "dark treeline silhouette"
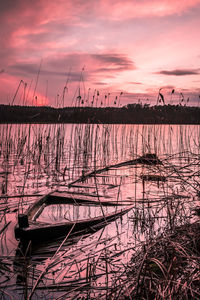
[0,104,200,124]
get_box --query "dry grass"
[112,221,200,299]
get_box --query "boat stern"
[15,214,29,240]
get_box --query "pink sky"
[0,0,200,106]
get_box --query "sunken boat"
[15,153,161,243]
[15,191,133,242]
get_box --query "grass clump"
[122,222,200,300]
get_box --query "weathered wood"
[68,153,162,187]
[18,214,29,228]
[14,192,134,243]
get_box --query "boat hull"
[15,204,133,242]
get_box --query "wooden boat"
[15,153,162,243]
[15,191,133,242]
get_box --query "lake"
[0,123,199,299]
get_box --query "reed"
[0,122,199,299]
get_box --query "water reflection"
[0,123,199,299]
[36,204,119,223]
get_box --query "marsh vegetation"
[0,123,199,299]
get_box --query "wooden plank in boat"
[48,192,125,206]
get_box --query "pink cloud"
[0,0,200,106]
[99,0,200,19]
[99,0,200,20]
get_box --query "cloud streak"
[99,0,200,19]
[157,69,200,76]
[8,53,135,80]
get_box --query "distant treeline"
[0,104,200,124]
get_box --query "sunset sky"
[0,0,200,107]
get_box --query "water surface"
[0,123,199,299]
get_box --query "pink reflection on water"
[0,123,199,298]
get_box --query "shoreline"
[0,104,200,124]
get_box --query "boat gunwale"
[21,204,134,229]
[15,192,134,241]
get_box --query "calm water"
[0,123,199,299]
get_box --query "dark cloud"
[96,67,126,72]
[157,69,200,76]
[0,0,47,19]
[0,69,5,74]
[46,53,135,73]
[47,54,84,70]
[160,85,175,90]
[9,63,41,76]
[8,62,89,82]
[92,54,135,71]
[8,52,134,82]
[0,0,22,17]
[92,82,108,86]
